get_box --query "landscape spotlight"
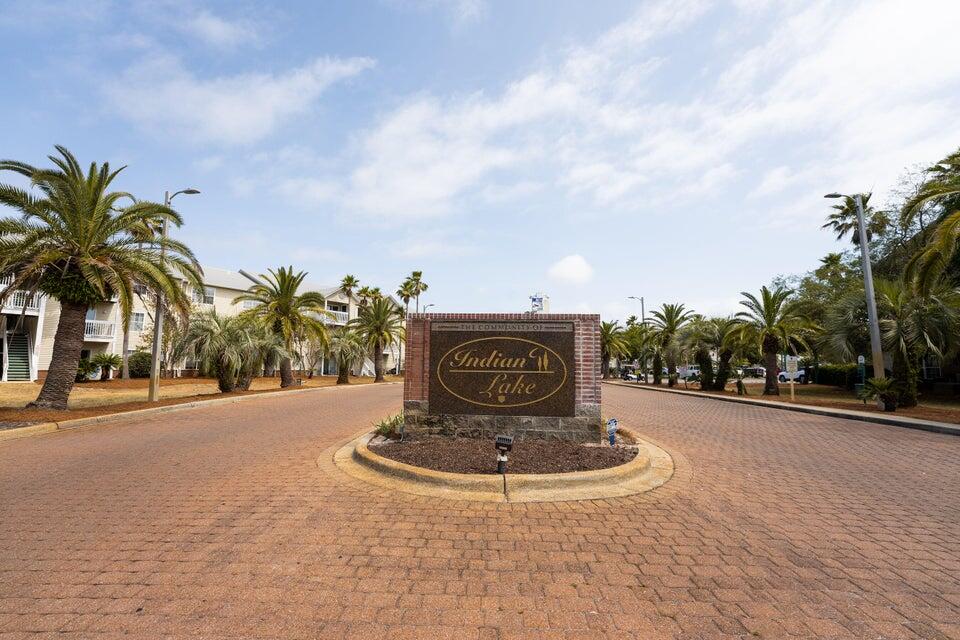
[494,434,514,474]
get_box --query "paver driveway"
[1,382,958,639]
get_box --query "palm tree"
[396,280,416,315]
[649,303,694,387]
[327,327,367,385]
[711,317,744,391]
[0,146,201,409]
[823,278,960,407]
[681,316,715,389]
[339,274,360,299]
[348,297,404,382]
[822,193,889,246]
[902,148,960,289]
[181,310,282,392]
[407,271,428,312]
[623,322,652,382]
[599,320,627,378]
[736,286,809,395]
[232,266,330,388]
[92,352,122,382]
[356,285,378,307]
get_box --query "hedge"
[813,363,860,389]
[128,351,153,378]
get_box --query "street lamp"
[627,295,645,325]
[148,188,200,402]
[423,303,436,312]
[824,192,885,382]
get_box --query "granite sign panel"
[428,320,575,417]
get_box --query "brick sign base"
[403,313,601,442]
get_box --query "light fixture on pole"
[627,296,646,384]
[423,303,436,312]
[824,192,885,382]
[627,295,645,325]
[148,188,200,402]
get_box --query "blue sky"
[3,0,960,320]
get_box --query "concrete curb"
[332,426,675,503]
[604,380,960,436]
[0,381,403,443]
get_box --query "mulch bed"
[369,437,637,474]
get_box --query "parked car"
[741,365,766,378]
[778,370,806,383]
[678,364,700,380]
[620,371,638,381]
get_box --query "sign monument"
[404,314,600,442]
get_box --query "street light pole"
[148,188,200,402]
[825,192,885,381]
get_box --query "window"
[193,286,215,305]
[131,312,144,332]
[326,302,348,313]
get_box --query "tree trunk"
[667,356,678,387]
[28,300,87,410]
[217,371,236,393]
[601,355,610,379]
[374,342,385,382]
[652,353,663,385]
[264,352,276,377]
[893,350,919,408]
[337,358,350,385]
[762,335,779,395]
[99,365,110,382]
[694,348,714,390]
[279,356,294,388]
[713,350,733,391]
[121,323,130,379]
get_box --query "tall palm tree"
[0,146,201,409]
[396,280,416,315]
[736,286,809,395]
[650,303,694,387]
[623,322,652,382]
[711,317,744,391]
[327,327,367,385]
[681,316,715,389]
[348,297,404,382]
[407,271,428,312]
[233,266,330,388]
[822,193,889,246]
[902,148,960,289]
[356,285,378,307]
[339,274,360,299]
[599,320,627,379]
[823,278,960,407]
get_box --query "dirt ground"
[627,381,960,424]
[370,437,637,474]
[0,375,402,426]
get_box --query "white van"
[679,364,701,380]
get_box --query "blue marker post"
[606,418,618,447]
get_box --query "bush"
[128,351,153,378]
[374,413,403,439]
[75,359,98,382]
[813,363,859,388]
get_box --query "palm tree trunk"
[762,336,779,395]
[336,358,350,385]
[28,300,87,410]
[279,356,294,388]
[713,350,733,391]
[667,356,678,387]
[652,353,663,385]
[893,350,919,408]
[695,348,714,389]
[373,341,385,382]
[99,365,110,382]
[601,355,610,379]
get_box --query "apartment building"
[1,266,402,382]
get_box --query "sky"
[2,0,960,321]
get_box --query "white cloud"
[177,9,259,49]
[548,254,594,285]
[388,0,487,26]
[105,55,375,146]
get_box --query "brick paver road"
[1,383,958,639]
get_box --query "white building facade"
[1,266,402,382]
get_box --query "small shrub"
[128,351,152,378]
[75,359,98,382]
[858,377,898,411]
[374,413,403,438]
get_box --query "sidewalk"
[604,380,960,436]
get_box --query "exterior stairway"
[5,334,31,381]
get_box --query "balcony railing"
[1,288,41,313]
[324,310,349,325]
[84,320,116,340]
